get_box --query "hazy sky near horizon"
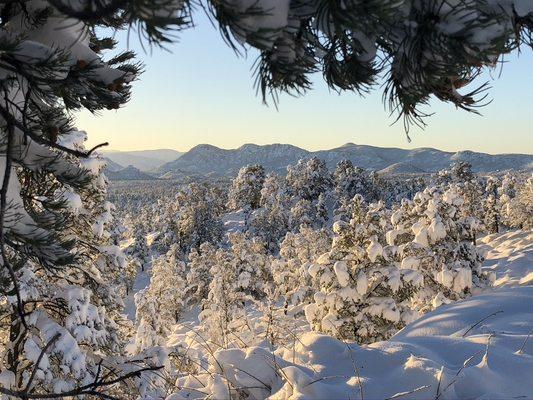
[78,12,533,155]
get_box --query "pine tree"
[306,197,422,343]
[0,1,190,395]
[484,176,501,234]
[228,233,272,300]
[186,242,218,306]
[273,227,332,306]
[249,175,290,252]
[289,198,315,231]
[388,187,491,313]
[132,225,150,271]
[134,244,187,351]
[199,248,248,347]
[504,175,533,229]
[449,162,485,244]
[175,182,225,253]
[227,164,266,211]
[315,192,329,227]
[286,157,333,202]
[333,159,372,205]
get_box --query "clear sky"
[78,11,533,154]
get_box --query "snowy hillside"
[105,165,158,181]
[103,157,124,172]
[156,143,533,177]
[164,231,533,399]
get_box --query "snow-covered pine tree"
[0,1,188,396]
[249,174,290,251]
[484,176,501,234]
[315,192,329,227]
[305,196,422,343]
[123,256,141,296]
[132,225,150,271]
[449,162,485,244]
[333,159,372,205]
[504,174,533,229]
[273,227,332,306]
[286,157,333,202]
[227,164,266,211]
[228,233,272,300]
[199,248,248,347]
[289,198,315,231]
[186,242,218,306]
[134,244,187,351]
[388,187,491,313]
[175,182,225,254]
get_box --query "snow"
[480,230,533,287]
[333,261,349,287]
[222,209,247,234]
[167,230,533,399]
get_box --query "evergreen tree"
[134,244,186,351]
[504,175,533,229]
[228,233,272,300]
[286,157,333,202]
[289,198,315,231]
[186,242,218,306]
[199,248,247,347]
[0,1,188,394]
[388,187,491,313]
[306,197,422,343]
[132,225,150,271]
[333,159,372,205]
[249,175,290,252]
[227,164,266,211]
[484,176,501,234]
[175,182,224,253]
[273,227,332,306]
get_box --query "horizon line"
[100,142,533,157]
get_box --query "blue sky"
[78,11,533,154]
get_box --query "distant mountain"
[106,165,157,181]
[155,143,533,177]
[103,149,183,171]
[103,157,124,172]
[157,144,309,176]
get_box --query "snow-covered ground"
[480,230,533,287]
[166,230,533,399]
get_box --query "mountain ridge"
[156,143,533,177]
[103,149,183,171]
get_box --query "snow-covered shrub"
[306,196,422,343]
